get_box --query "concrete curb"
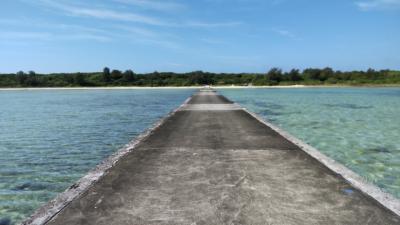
[241,107,400,217]
[20,94,195,225]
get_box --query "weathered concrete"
[187,94,232,104]
[180,104,242,111]
[24,89,400,225]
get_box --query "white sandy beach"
[0,85,308,91]
[2,84,398,91]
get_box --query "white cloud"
[0,18,113,42]
[200,38,229,45]
[185,21,243,28]
[0,31,53,41]
[9,0,242,48]
[33,0,241,28]
[0,31,111,42]
[61,34,111,42]
[36,0,170,26]
[271,28,299,40]
[356,0,400,10]
[164,62,184,67]
[114,0,185,12]
[135,38,181,49]
[116,25,158,37]
[0,16,181,48]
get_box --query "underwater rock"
[260,109,281,116]
[367,147,391,153]
[324,103,372,109]
[0,218,11,225]
[14,182,47,191]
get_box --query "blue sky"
[0,0,399,73]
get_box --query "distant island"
[1,67,399,87]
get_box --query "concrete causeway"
[25,89,400,225]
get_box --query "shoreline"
[1,84,400,91]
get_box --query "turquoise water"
[0,89,194,225]
[220,87,400,199]
[1,87,400,224]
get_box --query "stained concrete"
[43,90,400,225]
[180,104,242,111]
[138,110,300,151]
[187,94,232,104]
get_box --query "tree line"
[0,67,399,87]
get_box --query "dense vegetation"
[0,67,399,87]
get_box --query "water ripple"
[220,87,400,199]
[0,89,194,225]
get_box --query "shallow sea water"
[0,89,194,225]
[1,87,399,224]
[220,87,400,199]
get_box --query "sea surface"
[220,87,400,199]
[0,89,194,225]
[1,87,400,224]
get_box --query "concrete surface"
[36,90,400,224]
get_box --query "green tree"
[320,67,334,81]
[111,70,122,80]
[74,73,85,86]
[288,69,302,81]
[252,75,267,86]
[303,68,321,80]
[16,71,27,86]
[266,68,283,84]
[103,67,111,83]
[25,71,39,86]
[122,70,135,82]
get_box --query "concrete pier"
[24,89,400,225]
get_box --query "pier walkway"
[27,89,399,225]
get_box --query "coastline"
[0,86,200,91]
[1,84,400,91]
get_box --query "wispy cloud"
[32,0,241,28]
[0,18,112,42]
[134,38,181,49]
[9,0,242,49]
[356,0,400,10]
[271,28,299,40]
[185,21,243,28]
[0,16,181,48]
[164,62,185,67]
[61,34,112,42]
[200,38,229,45]
[212,55,264,68]
[114,0,185,12]
[116,25,158,37]
[115,25,182,49]
[36,0,171,26]
[0,31,53,41]
[0,31,111,42]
